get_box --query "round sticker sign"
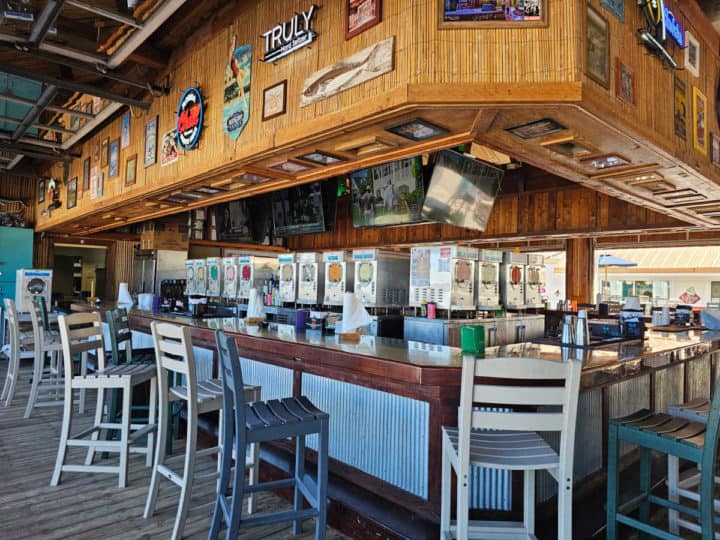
[176,87,204,151]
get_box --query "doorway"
[53,243,108,303]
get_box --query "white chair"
[143,321,261,540]
[440,355,582,540]
[1,299,19,406]
[51,311,157,488]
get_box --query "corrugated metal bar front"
[608,375,651,456]
[686,354,711,401]
[654,363,684,413]
[468,406,512,510]
[239,357,293,400]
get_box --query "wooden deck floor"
[0,359,346,539]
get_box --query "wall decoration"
[69,105,80,131]
[97,172,104,197]
[38,179,45,203]
[237,172,271,183]
[579,154,629,170]
[93,141,99,162]
[161,129,179,166]
[223,41,252,140]
[176,87,204,151]
[82,157,90,191]
[89,166,98,200]
[679,287,700,305]
[121,111,131,149]
[261,5,317,63]
[47,178,59,207]
[711,134,720,167]
[92,96,102,114]
[673,76,687,140]
[600,0,624,22]
[108,139,119,178]
[439,0,546,28]
[615,58,635,106]
[346,0,381,39]
[101,137,109,167]
[586,6,610,89]
[685,30,700,77]
[693,86,707,155]
[506,118,566,139]
[125,154,137,186]
[268,159,313,174]
[262,80,287,121]
[637,1,680,69]
[542,138,595,158]
[386,118,449,141]
[66,177,77,209]
[301,36,394,107]
[299,150,346,165]
[144,115,157,167]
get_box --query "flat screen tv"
[272,181,326,237]
[349,156,425,228]
[421,149,503,232]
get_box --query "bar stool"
[1,299,25,406]
[143,322,261,540]
[209,330,329,540]
[51,311,157,488]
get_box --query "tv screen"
[272,181,325,237]
[349,156,425,228]
[217,194,273,243]
[421,149,503,232]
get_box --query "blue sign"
[663,5,684,48]
[176,87,204,151]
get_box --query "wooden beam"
[565,238,594,304]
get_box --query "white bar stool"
[1,299,20,406]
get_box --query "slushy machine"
[237,255,278,300]
[206,257,222,298]
[277,253,297,304]
[477,249,502,310]
[297,252,324,305]
[524,254,546,308]
[15,268,53,312]
[323,251,353,306]
[353,249,409,308]
[500,252,526,309]
[409,246,477,311]
[222,257,239,299]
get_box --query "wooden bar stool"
[209,330,329,540]
[144,322,261,540]
[51,311,157,488]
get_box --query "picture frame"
[121,111,131,149]
[100,137,109,168]
[600,0,624,22]
[541,138,595,158]
[144,115,158,167]
[299,150,347,165]
[685,30,700,77]
[108,138,119,178]
[89,166,98,200]
[268,159,313,175]
[97,171,105,197]
[160,128,179,167]
[579,154,630,170]
[262,80,287,121]
[673,76,687,140]
[346,0,382,39]
[711,134,720,167]
[236,172,271,184]
[93,141,99,162]
[506,117,566,139]
[38,179,45,203]
[586,5,610,89]
[125,154,137,186]
[615,57,636,106]
[693,86,708,155]
[438,0,546,29]
[385,118,449,141]
[66,177,77,209]
[82,157,90,191]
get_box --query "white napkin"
[117,282,133,305]
[701,309,720,330]
[340,292,372,333]
[246,288,266,319]
[623,296,641,310]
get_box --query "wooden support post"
[565,237,594,304]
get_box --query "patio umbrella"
[598,254,637,298]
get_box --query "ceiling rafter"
[28,0,66,45]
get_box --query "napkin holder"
[338,331,361,343]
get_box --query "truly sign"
[261,5,318,63]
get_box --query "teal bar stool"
[606,385,720,539]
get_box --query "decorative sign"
[176,87,204,151]
[261,4,317,63]
[638,0,679,69]
[223,42,251,140]
[662,6,683,48]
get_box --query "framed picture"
[160,129,179,166]
[237,172,271,183]
[586,6,610,89]
[600,0,624,22]
[673,76,687,140]
[108,139,119,178]
[299,150,347,165]
[82,157,90,191]
[693,86,708,155]
[100,137,109,167]
[144,115,158,167]
[685,30,700,77]
[385,118,449,141]
[89,166,98,200]
[93,141,99,162]
[38,179,45,203]
[125,154,137,186]
[506,117,566,139]
[615,58,635,106]
[711,134,720,167]
[121,111,131,149]
[97,171,105,197]
[262,80,287,121]
[66,177,77,209]
[268,159,313,174]
[541,138,595,158]
[579,154,630,170]
[438,0,546,29]
[346,0,382,39]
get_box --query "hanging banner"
[223,41,252,141]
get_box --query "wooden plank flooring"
[0,359,346,539]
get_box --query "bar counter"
[72,303,720,538]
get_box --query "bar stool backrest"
[150,321,197,404]
[4,298,19,350]
[32,295,51,332]
[56,312,106,387]
[215,330,247,428]
[701,379,720,477]
[29,295,49,347]
[106,308,134,365]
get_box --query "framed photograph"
[674,76,687,140]
[438,0,546,29]
[82,157,90,191]
[237,172,271,184]
[541,138,595,158]
[299,150,347,165]
[38,179,45,203]
[711,134,720,167]
[121,111,131,149]
[160,128,179,166]
[615,58,636,106]
[268,159,313,175]
[125,154,137,186]
[579,154,630,170]
[66,177,77,209]
[386,118,449,141]
[685,30,700,77]
[262,80,287,121]
[93,141,99,162]
[600,0,624,21]
[693,86,708,155]
[100,137,109,168]
[506,117,566,139]
[586,6,610,89]
[346,0,382,39]
[144,115,158,167]
[89,166,98,200]
[108,139,119,178]
[97,171,105,197]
